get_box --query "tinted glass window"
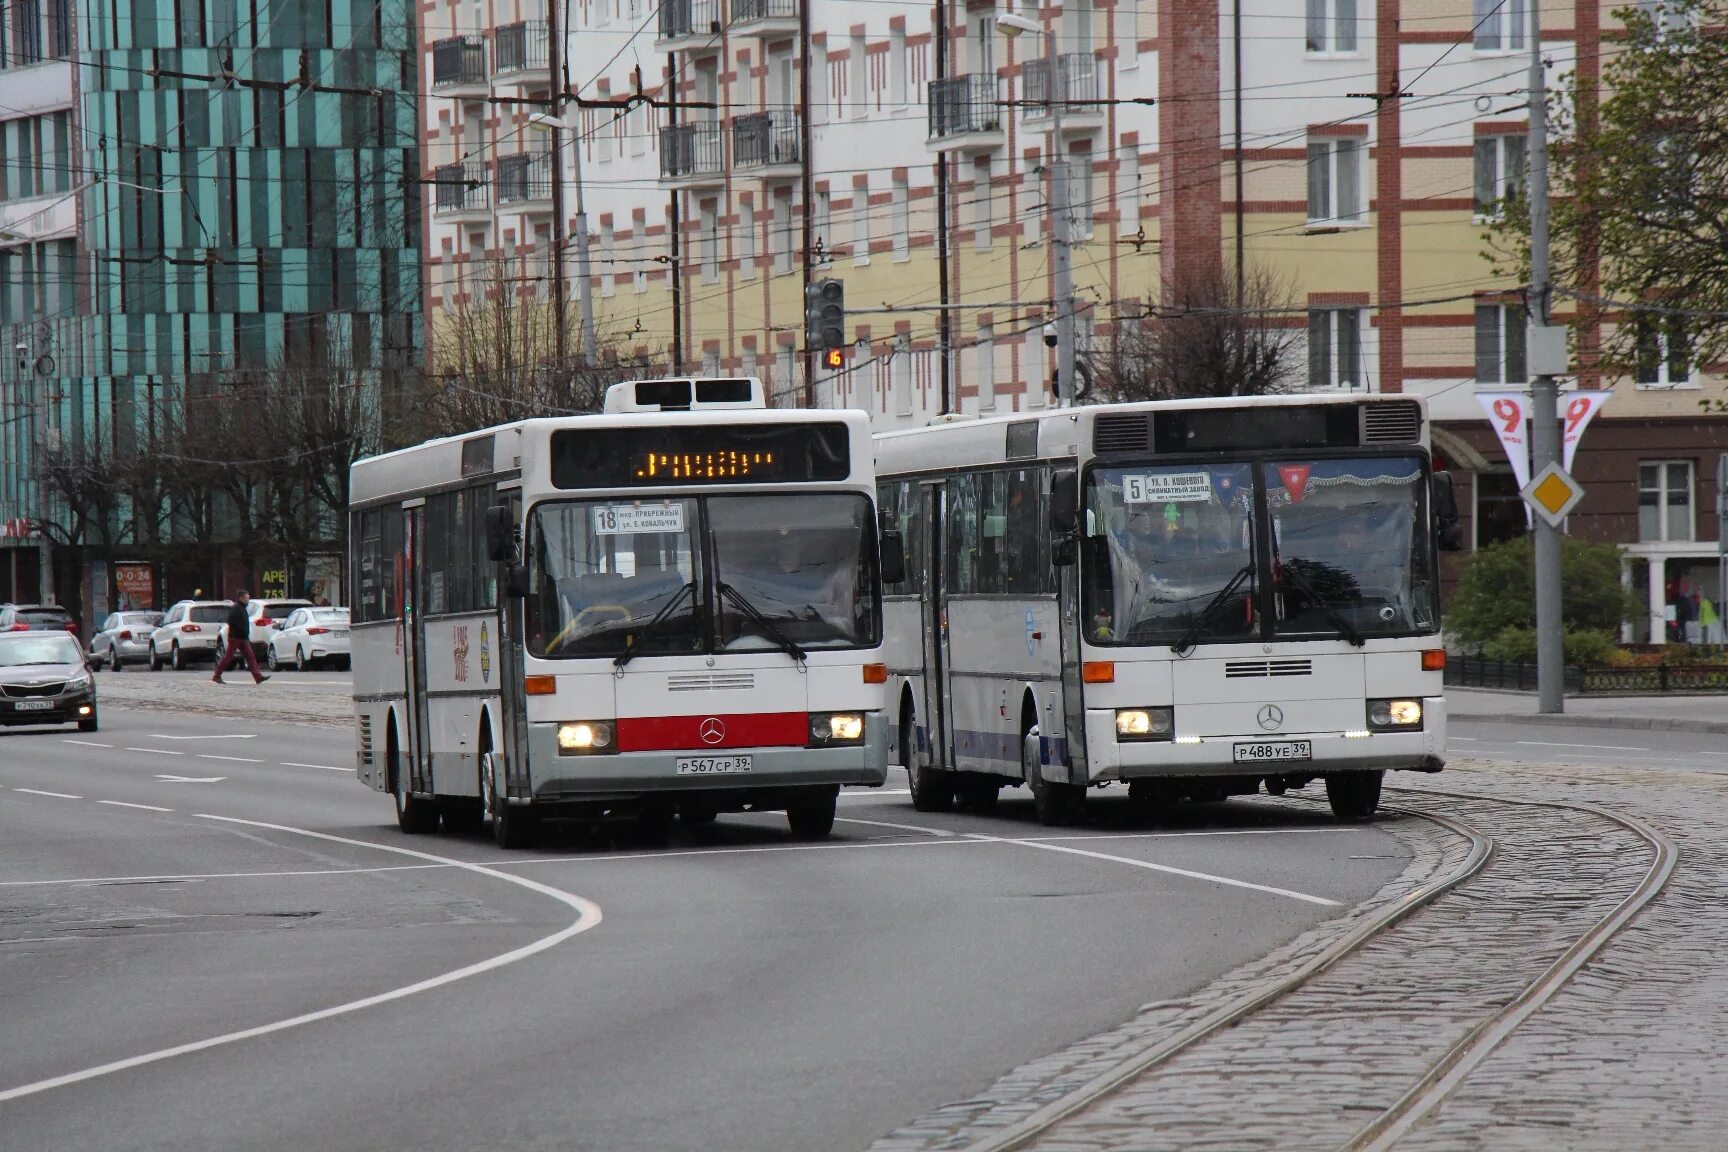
[20,609,70,625]
[262,603,300,620]
[190,606,228,623]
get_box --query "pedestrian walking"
[213,590,270,685]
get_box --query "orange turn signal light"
[1421,649,1446,672]
[1082,661,1116,684]
[862,663,888,684]
[524,675,556,696]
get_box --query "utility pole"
[547,0,569,373]
[1045,21,1077,407]
[800,0,815,406]
[1232,0,1244,308]
[1528,2,1564,714]
[934,0,952,415]
[667,52,684,373]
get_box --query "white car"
[244,598,311,657]
[147,601,233,671]
[267,607,351,671]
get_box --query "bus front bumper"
[524,713,890,800]
[1086,702,1445,780]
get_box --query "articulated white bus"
[875,393,1461,824]
[350,378,893,847]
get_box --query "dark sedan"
[0,632,98,732]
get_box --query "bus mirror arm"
[505,564,530,598]
[880,532,907,586]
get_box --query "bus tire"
[1326,770,1383,822]
[1025,729,1081,827]
[905,708,953,812]
[392,730,440,835]
[786,788,837,840]
[484,750,536,849]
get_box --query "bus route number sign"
[1124,472,1212,505]
[593,505,686,536]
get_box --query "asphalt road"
[0,705,1410,1152]
[1451,718,1728,773]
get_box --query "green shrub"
[1479,625,1622,665]
[1448,536,1638,654]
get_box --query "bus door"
[401,501,432,795]
[493,491,530,802]
[921,481,953,772]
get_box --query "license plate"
[14,700,53,712]
[1233,740,1312,763]
[676,755,752,775]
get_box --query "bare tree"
[1094,262,1305,403]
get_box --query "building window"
[1636,0,1695,35]
[600,221,615,297]
[891,174,909,260]
[1306,137,1362,225]
[1634,314,1693,388]
[1474,303,1527,385]
[1067,145,1093,240]
[1640,460,1694,542]
[974,16,995,75]
[890,27,908,106]
[1474,0,1528,52]
[975,324,995,411]
[1308,308,1365,391]
[853,183,871,264]
[973,156,993,251]
[699,198,718,283]
[850,33,867,118]
[772,187,794,274]
[813,190,831,265]
[1475,472,1530,548]
[1306,0,1357,53]
[1473,134,1526,218]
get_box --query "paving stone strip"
[94,672,351,726]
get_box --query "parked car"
[0,630,98,731]
[241,598,311,658]
[146,600,233,670]
[0,604,80,640]
[266,606,351,671]
[88,611,165,671]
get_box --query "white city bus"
[874,393,1461,824]
[350,378,893,847]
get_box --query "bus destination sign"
[551,423,851,489]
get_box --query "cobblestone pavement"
[872,759,1712,1152]
[94,668,350,725]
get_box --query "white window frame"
[633,227,647,294]
[1306,136,1364,226]
[1305,0,1358,55]
[1474,303,1527,386]
[1636,0,1696,36]
[1473,0,1528,54]
[975,324,996,411]
[1634,315,1695,389]
[850,34,868,119]
[1307,307,1367,391]
[771,187,794,275]
[1639,460,1695,543]
[974,16,995,75]
[891,174,910,261]
[889,27,908,107]
[600,220,615,297]
[699,199,719,284]
[739,199,756,280]
[973,156,994,251]
[1067,146,1094,241]
[853,183,871,265]
[1473,133,1527,220]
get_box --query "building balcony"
[657,0,721,50]
[496,153,554,211]
[733,110,801,177]
[433,162,492,219]
[927,75,1005,153]
[1020,53,1103,131]
[431,36,487,93]
[493,21,548,76]
[728,0,798,39]
[659,122,725,186]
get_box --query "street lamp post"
[529,107,598,372]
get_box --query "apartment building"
[419,0,1723,642]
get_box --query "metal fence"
[1021,53,1098,108]
[659,0,721,40]
[496,154,553,204]
[730,0,797,22]
[493,21,548,74]
[433,162,489,213]
[733,111,801,168]
[432,36,486,87]
[660,122,724,179]
[1448,657,1728,694]
[928,75,1002,139]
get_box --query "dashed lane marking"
[198,755,264,764]
[10,788,82,800]
[835,816,953,837]
[62,740,112,749]
[281,762,350,772]
[1515,740,1647,751]
[96,800,175,813]
[974,834,1345,907]
[124,747,184,756]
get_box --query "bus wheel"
[484,751,537,849]
[786,788,838,840]
[957,775,1000,814]
[1024,729,1081,827]
[1326,770,1384,823]
[905,711,954,813]
[392,739,440,835]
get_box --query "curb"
[1450,710,1728,736]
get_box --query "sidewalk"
[1447,685,1728,734]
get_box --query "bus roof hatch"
[604,377,767,413]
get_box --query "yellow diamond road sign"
[1521,461,1585,528]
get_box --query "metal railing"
[493,21,548,74]
[496,153,553,204]
[431,36,486,87]
[733,110,801,168]
[1447,656,1728,694]
[433,162,490,213]
[660,122,724,179]
[928,74,1002,139]
[730,0,797,23]
[659,0,721,40]
[1021,52,1099,108]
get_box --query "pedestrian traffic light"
[824,347,845,370]
[805,278,845,352]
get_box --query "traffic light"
[805,278,845,352]
[824,347,845,370]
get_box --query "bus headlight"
[1367,699,1423,730]
[557,721,616,754]
[810,712,866,745]
[1116,707,1174,742]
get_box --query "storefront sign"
[114,563,154,611]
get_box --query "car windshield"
[20,609,69,625]
[526,493,879,659]
[1265,457,1438,637]
[189,606,228,623]
[310,610,349,625]
[122,613,161,626]
[0,635,82,665]
[263,604,303,620]
[1083,464,1258,645]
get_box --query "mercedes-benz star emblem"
[1256,705,1284,732]
[698,717,727,745]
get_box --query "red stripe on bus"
[616,713,809,752]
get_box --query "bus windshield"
[527,493,879,659]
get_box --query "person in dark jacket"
[213,590,269,685]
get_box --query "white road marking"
[0,816,604,1105]
[281,762,350,772]
[147,734,257,741]
[0,864,442,888]
[1025,826,1356,844]
[1514,740,1646,751]
[125,747,184,756]
[153,775,226,784]
[62,739,112,749]
[839,789,911,798]
[981,835,1343,907]
[95,800,174,813]
[10,788,81,800]
[198,755,263,764]
[834,816,952,837]
[1448,737,1479,743]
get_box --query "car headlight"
[1116,707,1174,742]
[66,673,93,692]
[556,720,616,755]
[1367,699,1423,730]
[809,712,866,745]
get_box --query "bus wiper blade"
[613,581,696,669]
[717,582,807,664]
[1277,562,1366,648]
[1171,564,1255,657]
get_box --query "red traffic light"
[824,347,845,369]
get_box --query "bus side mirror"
[879,531,907,586]
[485,505,514,562]
[1432,471,1463,552]
[1049,469,1079,536]
[505,564,530,598]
